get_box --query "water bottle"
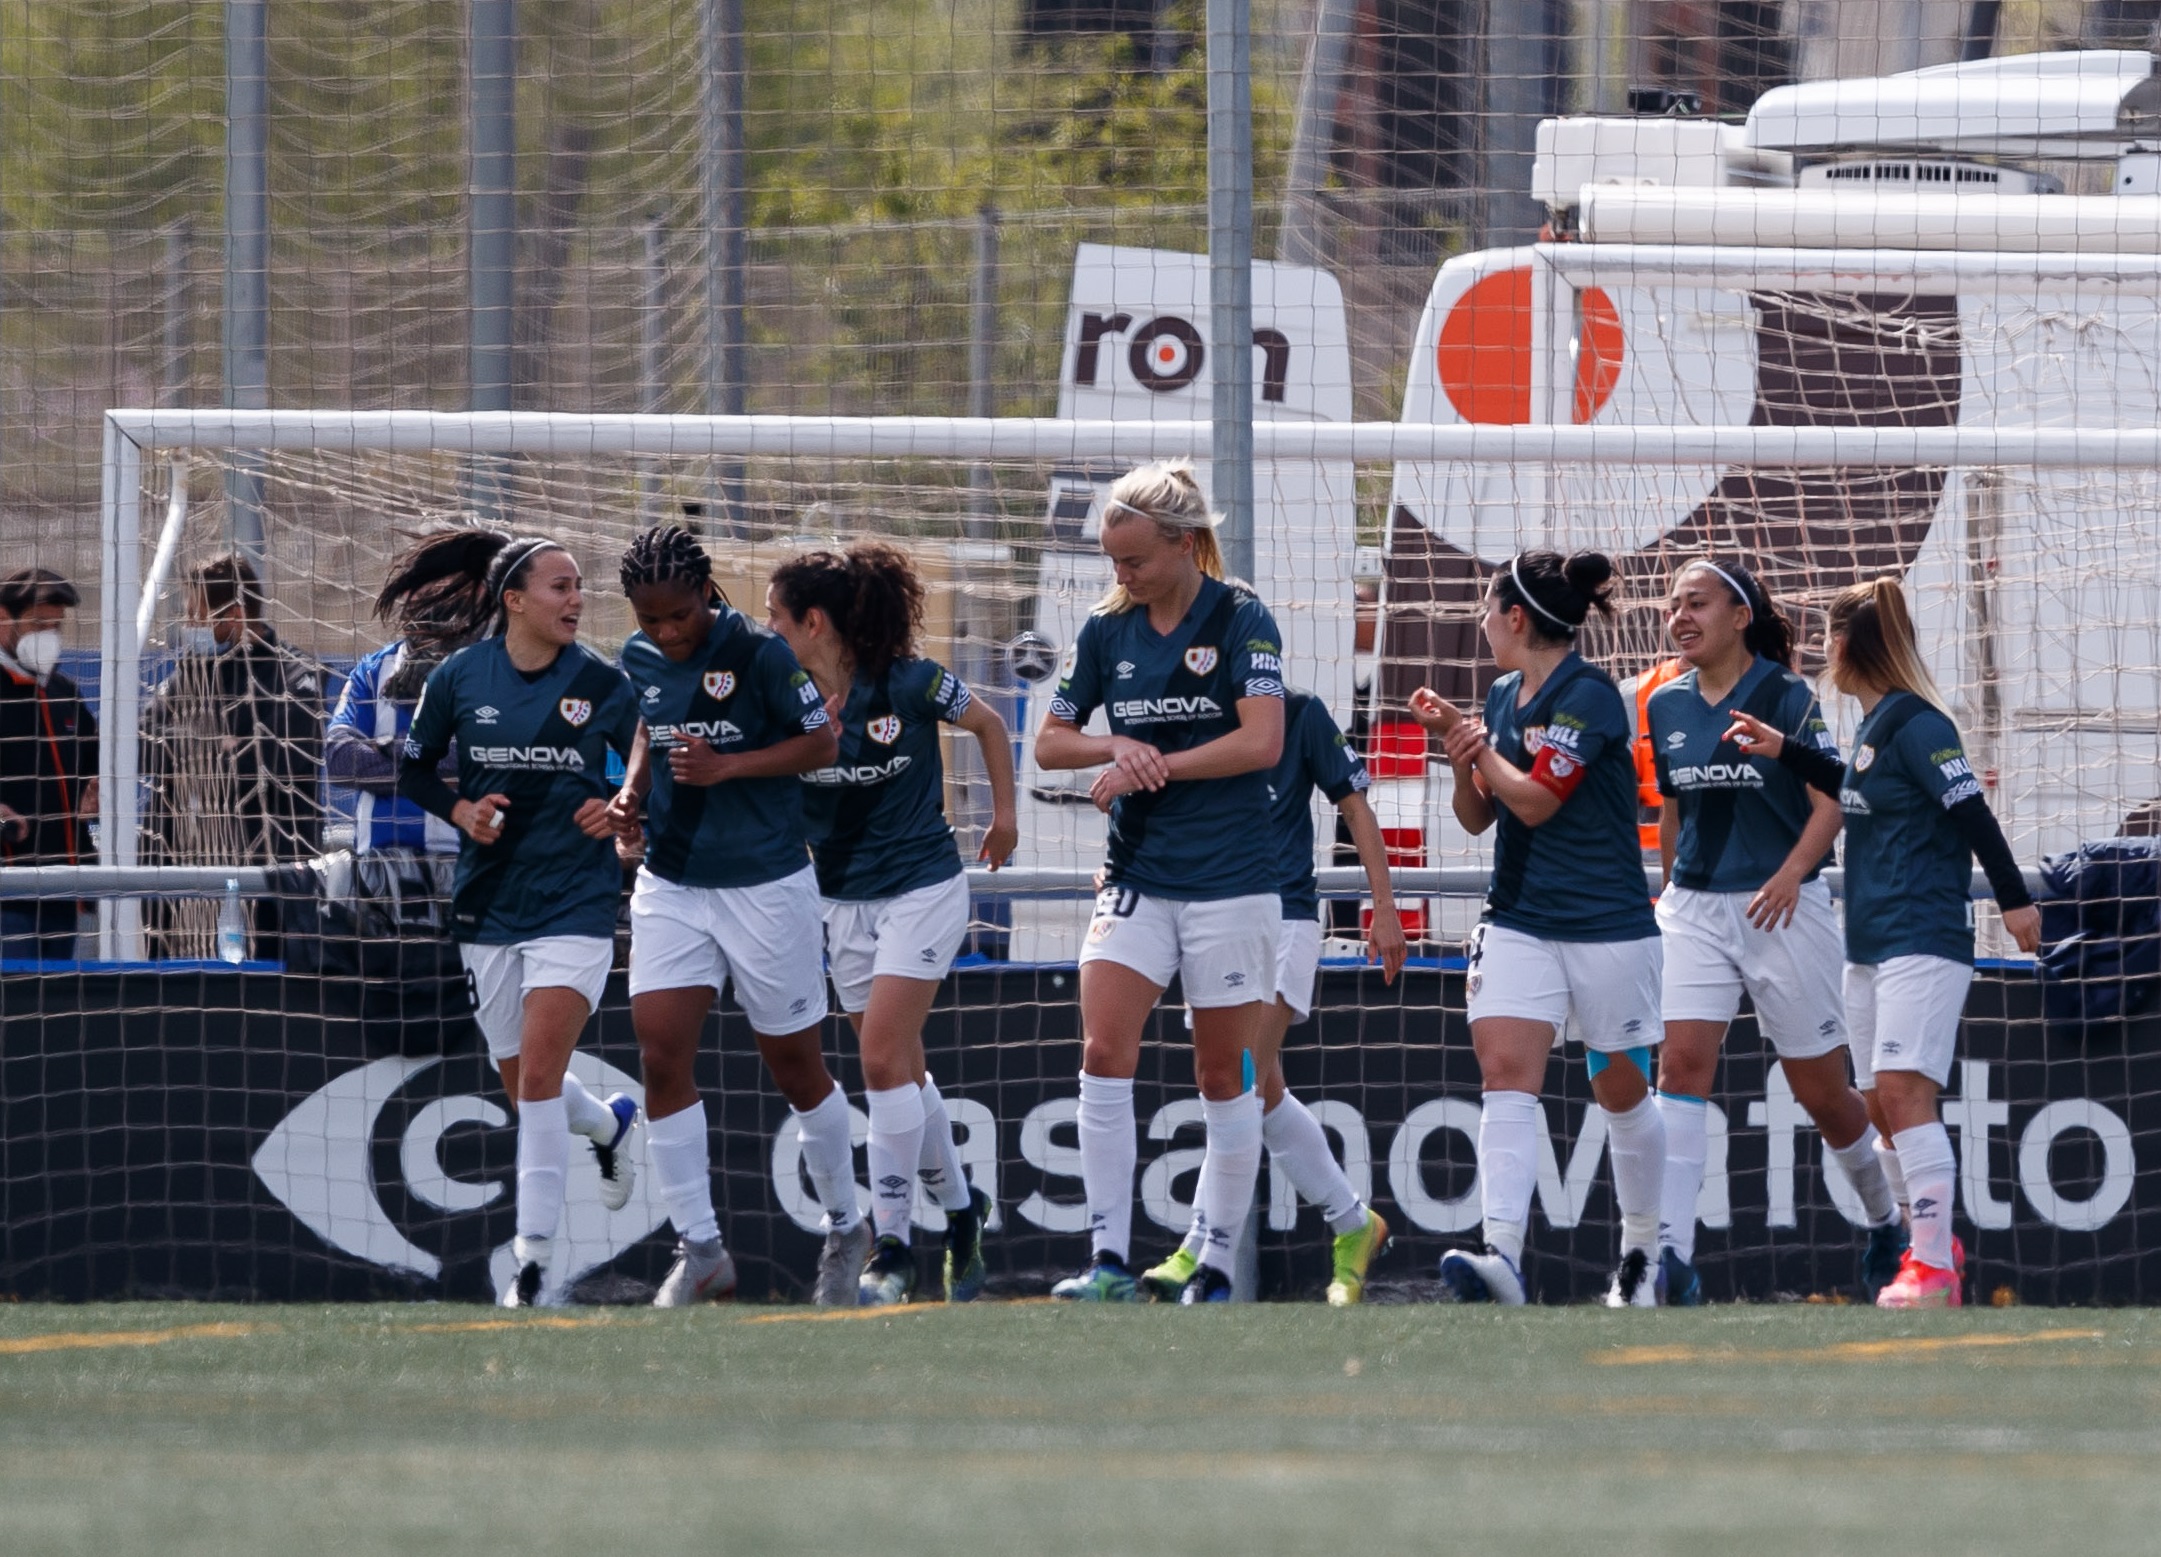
[216,878,248,965]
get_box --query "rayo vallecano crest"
[867,715,902,745]
[557,697,593,727]
[1183,646,1218,676]
[703,670,737,701]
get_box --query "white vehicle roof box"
[1579,185,2161,251]
[1745,49,2160,158]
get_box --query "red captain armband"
[1529,744,1588,801]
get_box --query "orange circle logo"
[1435,268,1624,426]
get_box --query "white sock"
[515,1093,570,1243]
[1180,1212,1205,1260]
[1077,1072,1137,1263]
[1874,1128,1910,1218]
[1655,1092,1708,1264]
[916,1074,974,1213]
[1479,1090,1541,1267]
[1263,1090,1366,1236]
[1604,1094,1667,1257]
[1194,1092,1264,1274]
[793,1088,862,1233]
[1828,1125,1900,1226]
[1892,1122,1958,1271]
[558,1073,614,1140]
[865,1084,926,1245]
[645,1101,719,1245]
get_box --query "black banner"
[1,965,2152,1303]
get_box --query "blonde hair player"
[1726,576,2040,1308]
[1411,549,1668,1307]
[1035,461,1288,1303]
[1646,559,1902,1305]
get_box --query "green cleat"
[942,1186,992,1303]
[1051,1253,1140,1303]
[1140,1246,1199,1303]
[1326,1208,1390,1307]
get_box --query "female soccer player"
[765,541,1017,1306]
[1035,461,1287,1304]
[1647,559,1902,1305]
[1140,688,1406,1305]
[1413,550,1667,1308]
[1726,576,2041,1309]
[604,525,863,1307]
[395,531,643,1307]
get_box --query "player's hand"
[615,828,646,867]
[1090,764,1141,813]
[823,691,846,725]
[604,786,643,836]
[1440,719,1488,769]
[1746,866,1805,930]
[1408,687,1463,736]
[978,812,1018,870]
[453,793,511,846]
[0,803,25,843]
[1724,710,1785,760]
[2002,903,2043,955]
[1108,736,1170,791]
[571,797,616,840]
[1369,904,1409,985]
[668,735,732,786]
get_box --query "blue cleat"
[1658,1247,1703,1307]
[1438,1244,1526,1306]
[1179,1265,1233,1305]
[1051,1253,1140,1303]
[1861,1219,1910,1302]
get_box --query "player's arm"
[324,659,399,795]
[1467,745,1564,827]
[397,675,505,846]
[1163,693,1284,780]
[1337,789,1407,983]
[1746,787,1843,930]
[672,646,841,786]
[1727,709,1844,797]
[952,693,1018,868]
[1035,623,1152,775]
[1411,686,1496,834]
[1658,803,1679,889]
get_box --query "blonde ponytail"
[1828,575,1952,718]
[1094,460,1226,615]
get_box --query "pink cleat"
[1875,1246,1963,1309]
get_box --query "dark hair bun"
[1562,551,1615,619]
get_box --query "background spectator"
[0,567,97,961]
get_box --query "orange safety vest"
[1633,657,1686,851]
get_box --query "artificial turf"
[2,1300,2157,1556]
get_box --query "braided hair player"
[395,531,644,1307]
[766,542,1017,1305]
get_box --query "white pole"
[99,419,147,959]
[135,465,192,657]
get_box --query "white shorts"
[1844,954,1973,1089]
[460,936,613,1062]
[627,864,830,1034]
[823,872,971,1015]
[1275,916,1323,1021]
[1079,887,1279,1008]
[1464,923,1664,1053]
[1657,881,1847,1061]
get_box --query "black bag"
[279,849,477,1054]
[2035,838,2161,1040]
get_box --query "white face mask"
[173,624,224,657]
[12,629,62,680]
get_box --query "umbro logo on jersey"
[1116,660,1135,678]
[558,697,593,728]
[1183,646,1218,676]
[1665,729,1687,749]
[642,684,661,703]
[475,705,499,724]
[703,670,737,701]
[867,714,902,745]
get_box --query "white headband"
[1508,555,1573,631]
[1689,560,1755,610]
[1101,496,1221,530]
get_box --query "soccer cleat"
[1874,1247,1962,1309]
[1437,1244,1527,1306]
[591,1093,640,1212]
[1657,1247,1703,1308]
[1051,1253,1140,1303]
[1860,1219,1911,1302]
[812,1219,876,1308]
[501,1235,551,1308]
[859,1235,917,1307]
[1179,1264,1233,1305]
[1603,1248,1658,1308]
[653,1236,737,1306]
[1326,1208,1391,1307]
[942,1186,992,1303]
[1140,1246,1200,1303]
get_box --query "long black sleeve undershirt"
[1947,793,2035,911]
[1774,737,1845,798]
[395,743,460,825]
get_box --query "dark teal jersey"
[401,639,640,944]
[620,606,830,890]
[1840,692,1982,965]
[1270,692,1369,921]
[1481,653,1655,943]
[1649,656,1838,894]
[1049,576,1286,901]
[802,656,973,902]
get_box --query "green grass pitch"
[4,1301,2158,1556]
